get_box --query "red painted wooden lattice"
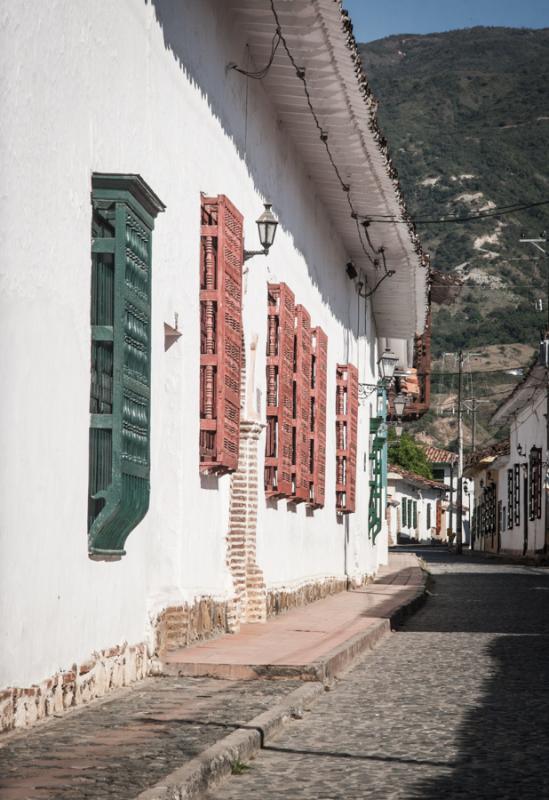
[199,195,243,474]
[291,305,312,503]
[308,327,328,508]
[265,283,295,497]
[335,363,358,513]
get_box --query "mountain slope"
[359,27,549,356]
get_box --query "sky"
[344,0,549,42]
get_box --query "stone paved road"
[205,549,549,799]
[0,676,302,800]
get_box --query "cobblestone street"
[205,549,549,799]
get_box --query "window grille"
[368,415,385,539]
[199,195,244,475]
[308,327,328,508]
[291,304,312,502]
[514,463,521,527]
[507,469,514,529]
[265,283,295,497]
[335,363,358,513]
[427,503,431,530]
[529,447,543,521]
[88,173,164,558]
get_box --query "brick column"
[226,420,266,630]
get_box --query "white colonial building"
[487,361,548,556]
[387,467,447,544]
[0,0,428,731]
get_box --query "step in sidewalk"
[161,553,426,683]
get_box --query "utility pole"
[520,234,548,552]
[471,397,477,453]
[456,350,464,555]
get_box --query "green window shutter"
[88,174,165,559]
[408,499,413,527]
[402,498,407,527]
[413,501,418,528]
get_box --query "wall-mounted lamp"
[393,393,408,418]
[395,423,403,438]
[378,348,399,383]
[517,443,524,457]
[244,203,279,261]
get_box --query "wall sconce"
[244,203,279,261]
[517,443,524,457]
[378,348,399,383]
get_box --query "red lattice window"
[199,195,243,475]
[265,283,295,497]
[335,363,358,513]
[309,327,328,508]
[291,305,312,502]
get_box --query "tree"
[387,429,433,479]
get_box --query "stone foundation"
[266,575,349,617]
[153,597,230,656]
[0,642,149,734]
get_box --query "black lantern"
[256,203,278,250]
[378,348,399,382]
[244,203,279,261]
[393,393,408,418]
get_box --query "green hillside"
[359,27,549,356]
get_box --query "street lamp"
[244,203,279,261]
[378,348,399,383]
[393,393,408,418]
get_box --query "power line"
[363,199,549,225]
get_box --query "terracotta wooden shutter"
[199,195,243,475]
[309,326,328,508]
[335,363,358,513]
[265,283,295,497]
[290,305,312,502]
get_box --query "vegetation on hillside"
[360,27,549,356]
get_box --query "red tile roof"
[388,464,447,492]
[423,445,458,465]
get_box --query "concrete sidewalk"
[162,553,425,682]
[0,553,426,800]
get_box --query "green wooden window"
[401,498,407,527]
[408,498,413,528]
[88,174,165,559]
[368,416,386,541]
[412,501,418,529]
[426,503,431,530]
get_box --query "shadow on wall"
[145,0,353,329]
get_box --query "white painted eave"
[228,0,429,338]
[491,364,546,425]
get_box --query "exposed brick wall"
[226,420,267,628]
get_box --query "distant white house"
[423,445,471,543]
[387,467,447,544]
[488,361,547,555]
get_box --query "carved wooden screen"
[529,447,542,521]
[199,195,243,475]
[290,305,312,502]
[335,363,359,513]
[507,469,514,529]
[265,283,295,497]
[309,327,328,508]
[514,463,521,526]
[89,174,164,559]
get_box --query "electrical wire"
[362,199,549,225]
[230,0,396,288]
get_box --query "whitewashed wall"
[0,0,391,689]
[387,479,441,542]
[498,393,547,554]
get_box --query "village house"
[387,466,447,544]
[488,359,548,555]
[0,0,429,732]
